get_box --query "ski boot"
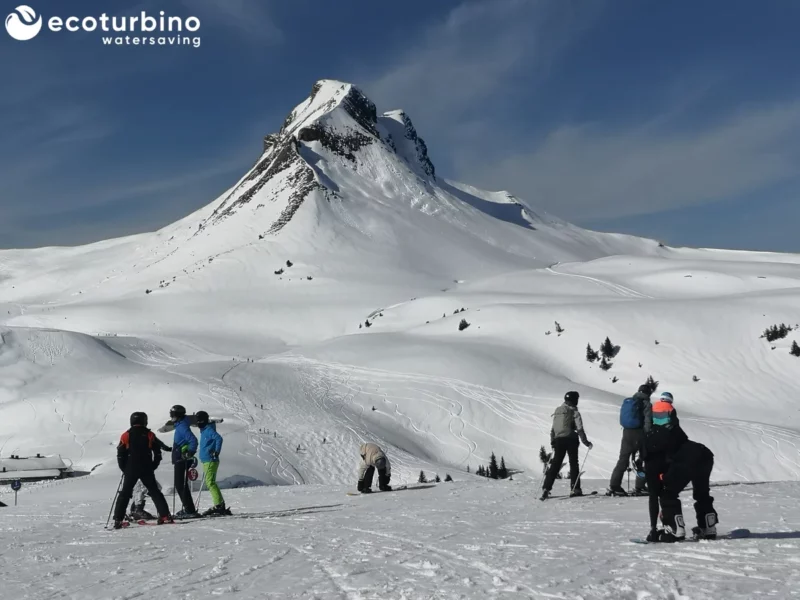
[158,515,174,525]
[202,503,231,517]
[605,486,628,497]
[360,488,373,494]
[658,515,686,543]
[130,503,155,520]
[378,470,392,491]
[539,489,550,501]
[692,513,718,540]
[646,528,661,543]
[112,520,129,530]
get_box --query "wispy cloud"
[363,0,602,125]
[182,0,283,45]
[460,100,800,221]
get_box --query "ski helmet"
[169,404,187,419]
[195,410,210,428]
[564,391,579,405]
[130,411,148,427]
[658,391,674,404]
[638,384,654,396]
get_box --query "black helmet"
[130,411,148,427]
[170,405,186,419]
[564,391,580,405]
[195,410,210,428]
[638,384,653,396]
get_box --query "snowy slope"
[1,78,799,492]
[1,476,799,599]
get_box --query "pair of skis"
[630,528,751,544]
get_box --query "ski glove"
[210,451,219,461]
[584,441,593,449]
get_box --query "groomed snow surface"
[2,476,799,599]
[1,79,799,598]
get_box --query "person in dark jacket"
[540,391,593,500]
[112,412,172,529]
[167,404,200,518]
[643,392,719,542]
[607,384,654,496]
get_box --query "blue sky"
[2,0,799,251]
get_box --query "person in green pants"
[196,411,231,516]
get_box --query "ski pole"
[571,446,592,494]
[195,466,205,511]
[105,473,124,529]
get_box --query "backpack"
[619,397,643,429]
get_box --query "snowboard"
[630,528,751,544]
[347,484,436,496]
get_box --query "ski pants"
[543,436,581,493]
[173,460,196,513]
[114,468,170,522]
[358,457,390,491]
[609,428,646,491]
[202,461,224,507]
[654,442,718,532]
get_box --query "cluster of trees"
[761,323,794,342]
[458,318,470,331]
[474,452,510,479]
[586,337,619,370]
[418,472,453,483]
[791,341,800,357]
[539,446,561,478]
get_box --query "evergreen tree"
[434,474,441,483]
[499,457,508,479]
[458,318,470,331]
[466,465,470,473]
[476,465,485,477]
[601,337,615,358]
[489,452,499,479]
[586,343,599,362]
[555,321,564,334]
[791,341,800,357]
[418,471,428,483]
[599,356,612,371]
[539,445,552,475]
[445,474,453,482]
[645,375,659,393]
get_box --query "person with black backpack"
[540,391,593,500]
[606,384,653,496]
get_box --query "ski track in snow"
[546,264,654,300]
[1,480,798,599]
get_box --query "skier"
[167,405,200,519]
[128,479,163,520]
[607,384,653,496]
[357,442,392,493]
[643,392,719,542]
[196,411,231,516]
[540,391,593,500]
[157,413,224,433]
[112,412,173,529]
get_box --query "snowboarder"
[112,412,173,528]
[167,405,200,519]
[196,411,230,516]
[357,442,392,493]
[540,391,593,500]
[643,392,719,542]
[607,384,653,496]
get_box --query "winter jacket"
[117,425,164,472]
[645,401,688,457]
[170,416,198,464]
[550,403,589,445]
[199,422,223,463]
[358,442,391,478]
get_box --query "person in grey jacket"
[607,384,653,496]
[540,391,593,500]
[357,442,392,493]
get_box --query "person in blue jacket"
[196,411,231,516]
[168,404,200,518]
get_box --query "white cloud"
[182,0,283,44]
[460,101,800,220]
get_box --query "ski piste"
[346,484,436,496]
[630,528,751,544]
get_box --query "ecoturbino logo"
[5,5,202,48]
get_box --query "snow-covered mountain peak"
[378,109,436,179]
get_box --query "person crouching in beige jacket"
[357,442,392,493]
